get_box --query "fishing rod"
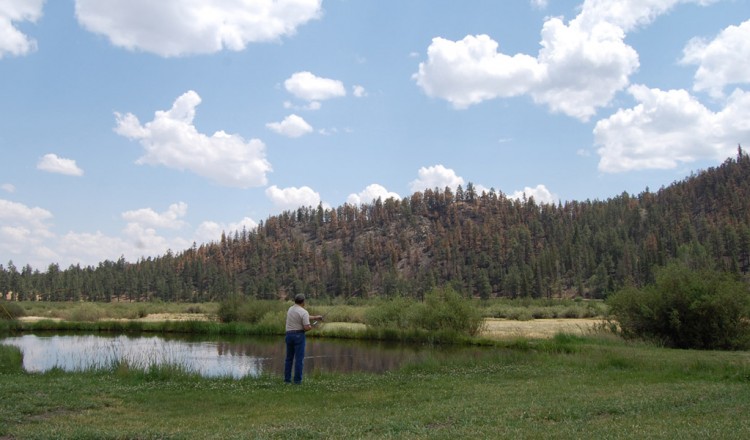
[1,303,13,320]
[311,314,326,327]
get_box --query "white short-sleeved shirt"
[286,304,310,331]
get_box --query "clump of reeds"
[0,344,23,373]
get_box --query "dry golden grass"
[131,313,213,322]
[481,318,603,339]
[315,319,602,340]
[18,312,213,323]
[18,316,63,322]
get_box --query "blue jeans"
[284,332,306,384]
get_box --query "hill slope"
[3,149,749,302]
[171,148,750,301]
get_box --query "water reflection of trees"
[214,339,469,375]
[2,335,485,378]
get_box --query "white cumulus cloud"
[266,114,313,138]
[511,184,558,204]
[2,184,16,193]
[347,184,400,205]
[74,0,322,57]
[195,217,258,243]
[121,223,187,254]
[265,185,321,211]
[0,198,55,266]
[594,85,750,172]
[414,34,544,110]
[409,165,465,192]
[0,196,263,270]
[284,71,346,103]
[121,202,188,230]
[682,19,750,98]
[0,199,53,234]
[37,154,84,176]
[414,0,714,121]
[57,231,131,266]
[0,0,43,58]
[115,90,271,188]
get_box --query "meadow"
[2,298,748,438]
[1,334,749,439]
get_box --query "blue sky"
[1,0,749,271]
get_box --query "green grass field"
[2,334,749,439]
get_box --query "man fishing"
[284,293,323,384]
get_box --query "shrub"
[607,262,750,350]
[185,305,203,314]
[417,288,484,336]
[217,297,286,324]
[256,311,286,334]
[68,303,106,322]
[0,301,25,320]
[364,288,484,337]
[363,298,414,329]
[561,307,582,319]
[217,296,242,323]
[136,306,149,319]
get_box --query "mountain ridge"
[2,147,749,302]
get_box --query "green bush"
[185,305,203,314]
[256,310,286,334]
[68,303,106,322]
[364,288,484,336]
[416,288,484,336]
[217,296,241,323]
[363,298,414,329]
[0,301,24,320]
[217,297,287,324]
[607,262,750,350]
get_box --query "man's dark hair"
[294,293,306,304]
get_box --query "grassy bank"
[1,336,749,439]
[1,318,283,337]
[12,301,219,321]
[9,297,606,323]
[1,295,606,344]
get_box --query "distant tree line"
[2,147,749,303]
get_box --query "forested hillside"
[3,148,749,302]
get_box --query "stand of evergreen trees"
[2,148,749,303]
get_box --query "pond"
[1,334,486,379]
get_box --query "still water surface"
[1,334,483,379]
